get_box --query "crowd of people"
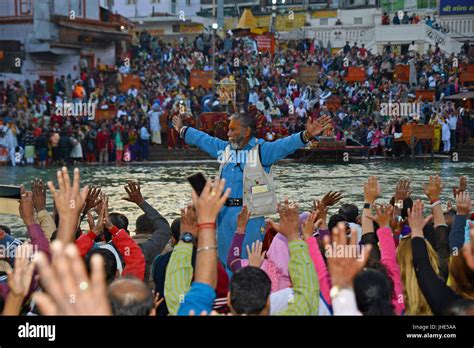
[0,28,473,166]
[0,167,473,316]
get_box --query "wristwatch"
[363,203,371,209]
[180,232,195,244]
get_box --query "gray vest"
[219,143,277,218]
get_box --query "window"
[320,18,328,25]
[127,0,137,4]
[354,17,362,25]
[20,0,32,15]
[186,0,191,5]
[150,0,160,3]
[69,0,85,18]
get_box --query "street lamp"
[212,23,218,92]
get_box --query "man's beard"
[229,134,245,150]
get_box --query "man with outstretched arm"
[172,112,331,269]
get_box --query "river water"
[1,159,473,237]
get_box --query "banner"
[255,35,275,55]
[189,70,213,89]
[345,67,366,82]
[460,64,474,83]
[298,66,319,85]
[311,10,337,18]
[179,24,204,33]
[95,109,117,122]
[439,0,474,15]
[415,90,436,101]
[120,74,141,92]
[395,65,410,83]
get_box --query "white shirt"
[117,109,127,119]
[295,107,307,119]
[448,115,458,130]
[127,88,138,98]
[332,288,362,316]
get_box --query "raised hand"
[323,223,371,288]
[246,240,266,268]
[407,200,433,238]
[191,177,231,224]
[423,175,443,202]
[19,186,36,227]
[302,210,318,240]
[305,115,332,137]
[453,176,467,198]
[122,181,145,206]
[86,209,105,235]
[47,167,89,243]
[7,243,35,298]
[364,176,380,204]
[394,178,412,203]
[31,178,46,212]
[33,241,111,315]
[237,206,251,234]
[83,186,102,216]
[277,199,300,241]
[102,194,113,229]
[172,115,183,133]
[319,191,343,207]
[455,191,472,215]
[151,291,165,312]
[312,199,329,226]
[367,204,394,228]
[180,204,198,237]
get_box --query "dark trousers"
[450,129,456,149]
[140,139,149,160]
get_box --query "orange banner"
[190,70,213,89]
[254,35,275,55]
[345,67,366,82]
[298,66,319,85]
[120,74,141,92]
[95,108,117,122]
[415,90,436,101]
[460,64,474,83]
[395,64,409,83]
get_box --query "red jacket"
[75,225,146,280]
[96,130,110,150]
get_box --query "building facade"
[0,0,132,87]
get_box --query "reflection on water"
[1,159,473,237]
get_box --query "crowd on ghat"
[0,168,473,316]
[1,29,474,166]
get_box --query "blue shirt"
[177,282,216,315]
[184,127,306,267]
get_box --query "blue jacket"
[183,127,306,267]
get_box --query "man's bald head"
[108,277,154,316]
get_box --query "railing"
[436,19,474,40]
[424,24,463,55]
[305,26,375,47]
